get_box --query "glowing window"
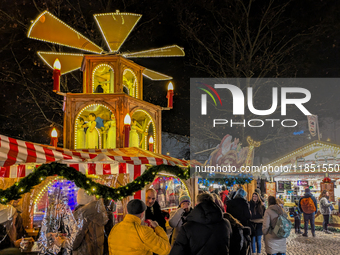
[93,64,114,93]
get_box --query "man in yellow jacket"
[108,199,171,255]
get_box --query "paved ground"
[256,230,340,255]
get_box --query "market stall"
[0,134,192,233]
[265,140,340,226]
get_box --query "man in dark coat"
[226,188,251,228]
[298,187,318,237]
[170,193,231,255]
[145,188,166,232]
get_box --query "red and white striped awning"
[0,134,189,178]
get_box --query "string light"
[123,45,185,58]
[92,64,115,93]
[37,51,84,75]
[142,68,172,81]
[74,103,111,149]
[93,12,142,52]
[132,109,156,151]
[27,11,103,54]
[123,69,137,98]
[267,141,339,166]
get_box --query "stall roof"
[265,140,340,177]
[0,134,189,168]
[266,140,340,166]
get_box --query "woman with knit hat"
[168,191,192,246]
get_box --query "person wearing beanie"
[108,199,171,255]
[298,187,318,237]
[72,189,109,255]
[168,191,193,246]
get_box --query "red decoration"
[323,177,332,183]
[123,125,131,147]
[148,136,154,152]
[167,82,174,108]
[50,128,58,147]
[53,58,61,92]
[123,114,131,147]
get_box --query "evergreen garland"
[198,173,253,187]
[0,162,190,204]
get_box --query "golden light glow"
[133,109,156,151]
[143,68,172,81]
[51,128,58,138]
[74,103,110,149]
[167,82,174,91]
[28,11,103,54]
[123,68,137,98]
[149,136,154,144]
[38,52,84,75]
[124,113,131,125]
[265,141,340,167]
[53,58,61,70]
[92,63,115,93]
[93,11,142,52]
[123,45,185,58]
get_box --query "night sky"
[1,0,340,151]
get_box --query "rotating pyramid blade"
[28,11,103,54]
[123,45,185,58]
[94,11,142,52]
[143,69,172,80]
[37,52,84,75]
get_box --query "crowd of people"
[0,186,335,255]
[108,187,291,255]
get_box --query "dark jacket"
[249,201,265,236]
[145,201,166,232]
[170,201,231,255]
[73,200,109,255]
[226,197,251,227]
[223,213,251,255]
[298,192,317,214]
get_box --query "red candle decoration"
[148,136,154,152]
[53,58,61,92]
[167,82,174,108]
[50,128,58,147]
[124,113,131,147]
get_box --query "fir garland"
[198,174,253,187]
[0,162,190,204]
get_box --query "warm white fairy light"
[92,63,115,93]
[28,11,103,54]
[33,176,62,213]
[93,11,142,52]
[132,110,156,151]
[266,141,340,166]
[74,103,111,149]
[123,69,137,98]
[123,45,185,58]
[37,52,84,75]
[142,68,172,81]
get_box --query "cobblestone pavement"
[256,230,340,255]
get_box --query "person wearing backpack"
[262,196,289,255]
[298,188,317,237]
